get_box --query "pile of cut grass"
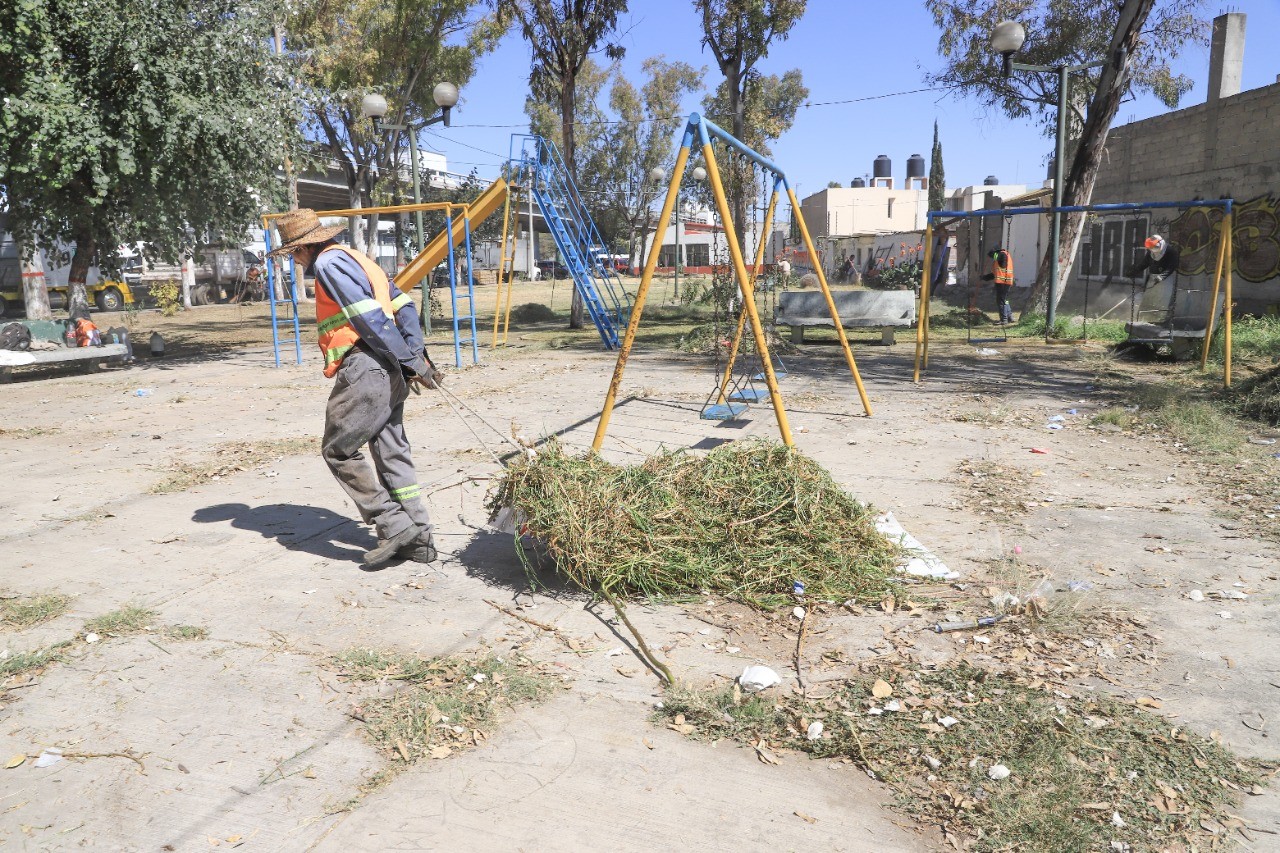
[662,663,1270,851]
[1232,363,1280,426]
[487,439,898,609]
[150,437,318,494]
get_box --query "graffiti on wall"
[1168,194,1280,284]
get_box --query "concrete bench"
[0,319,129,382]
[776,289,917,344]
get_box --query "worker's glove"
[405,356,444,393]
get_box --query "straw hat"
[266,209,345,257]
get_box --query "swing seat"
[752,369,787,380]
[968,337,1006,344]
[701,402,749,421]
[728,387,769,402]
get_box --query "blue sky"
[424,1,1280,206]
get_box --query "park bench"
[775,289,917,345]
[0,319,129,383]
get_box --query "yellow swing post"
[1225,213,1234,387]
[786,186,873,416]
[914,221,935,383]
[715,188,780,405]
[491,184,515,349]
[591,145,692,452]
[704,144,795,445]
[1199,209,1230,372]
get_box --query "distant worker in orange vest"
[980,246,1015,324]
[268,209,443,568]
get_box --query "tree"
[498,0,629,328]
[827,181,842,189]
[0,0,302,319]
[290,0,501,253]
[928,120,946,214]
[598,58,704,271]
[925,0,1208,314]
[695,0,806,231]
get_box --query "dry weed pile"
[488,439,898,609]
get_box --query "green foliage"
[1232,364,1280,426]
[928,120,945,214]
[864,260,921,291]
[925,0,1208,139]
[150,280,183,317]
[0,0,301,263]
[1,593,69,629]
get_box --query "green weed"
[1,593,70,629]
[84,604,155,637]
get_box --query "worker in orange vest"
[268,209,442,568]
[980,246,1015,324]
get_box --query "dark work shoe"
[396,540,438,564]
[363,525,422,567]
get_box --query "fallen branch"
[64,751,146,774]
[600,587,674,686]
[483,599,580,652]
[794,606,811,697]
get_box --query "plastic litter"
[884,699,901,712]
[133,388,153,397]
[1066,580,1094,593]
[938,716,959,728]
[34,748,63,769]
[1046,424,1063,430]
[792,606,806,620]
[1217,589,1248,600]
[875,512,958,580]
[1067,408,1079,415]
[806,721,823,740]
[738,665,782,693]
[1048,415,1065,423]
[1187,590,1205,602]
[792,581,805,596]
[1030,448,1049,454]
[924,755,941,770]
[1111,812,1127,829]
[84,632,100,644]
[1249,437,1277,446]
[974,347,1000,356]
[987,764,1011,781]
[933,615,1004,633]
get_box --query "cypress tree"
[928,121,946,214]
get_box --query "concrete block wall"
[1063,79,1280,317]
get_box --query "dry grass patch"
[150,437,318,494]
[661,663,1271,851]
[164,624,209,641]
[954,460,1034,518]
[1,593,70,629]
[83,604,155,638]
[333,649,560,796]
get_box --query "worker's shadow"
[192,503,373,563]
[454,529,577,598]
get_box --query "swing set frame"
[913,198,1236,386]
[591,112,873,451]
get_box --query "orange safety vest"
[315,245,410,378]
[993,252,1014,286]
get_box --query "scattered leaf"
[4,755,25,769]
[1136,697,1163,709]
[872,679,893,699]
[794,810,817,824]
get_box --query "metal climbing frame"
[912,199,1236,386]
[591,112,873,452]
[261,224,303,367]
[509,134,631,349]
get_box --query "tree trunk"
[18,240,53,321]
[347,184,367,256]
[1025,0,1154,316]
[726,65,750,244]
[66,231,95,317]
[181,252,195,309]
[561,73,585,330]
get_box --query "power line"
[445,84,958,129]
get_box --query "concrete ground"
[0,330,1276,851]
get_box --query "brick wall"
[1062,80,1280,317]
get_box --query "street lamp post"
[361,82,461,334]
[991,20,1104,333]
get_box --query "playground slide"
[393,177,509,294]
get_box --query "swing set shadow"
[591,112,873,452]
[913,199,1238,387]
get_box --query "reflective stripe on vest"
[993,253,1014,286]
[315,245,399,377]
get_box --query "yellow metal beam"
[716,189,779,405]
[707,144,795,446]
[395,178,510,294]
[1200,210,1230,372]
[591,148,691,452]
[915,222,935,383]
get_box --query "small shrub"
[150,279,182,316]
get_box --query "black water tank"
[851,177,866,188]
[1046,158,1056,179]
[906,154,925,179]
[984,175,999,186]
[873,155,892,179]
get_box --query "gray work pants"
[321,348,431,542]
